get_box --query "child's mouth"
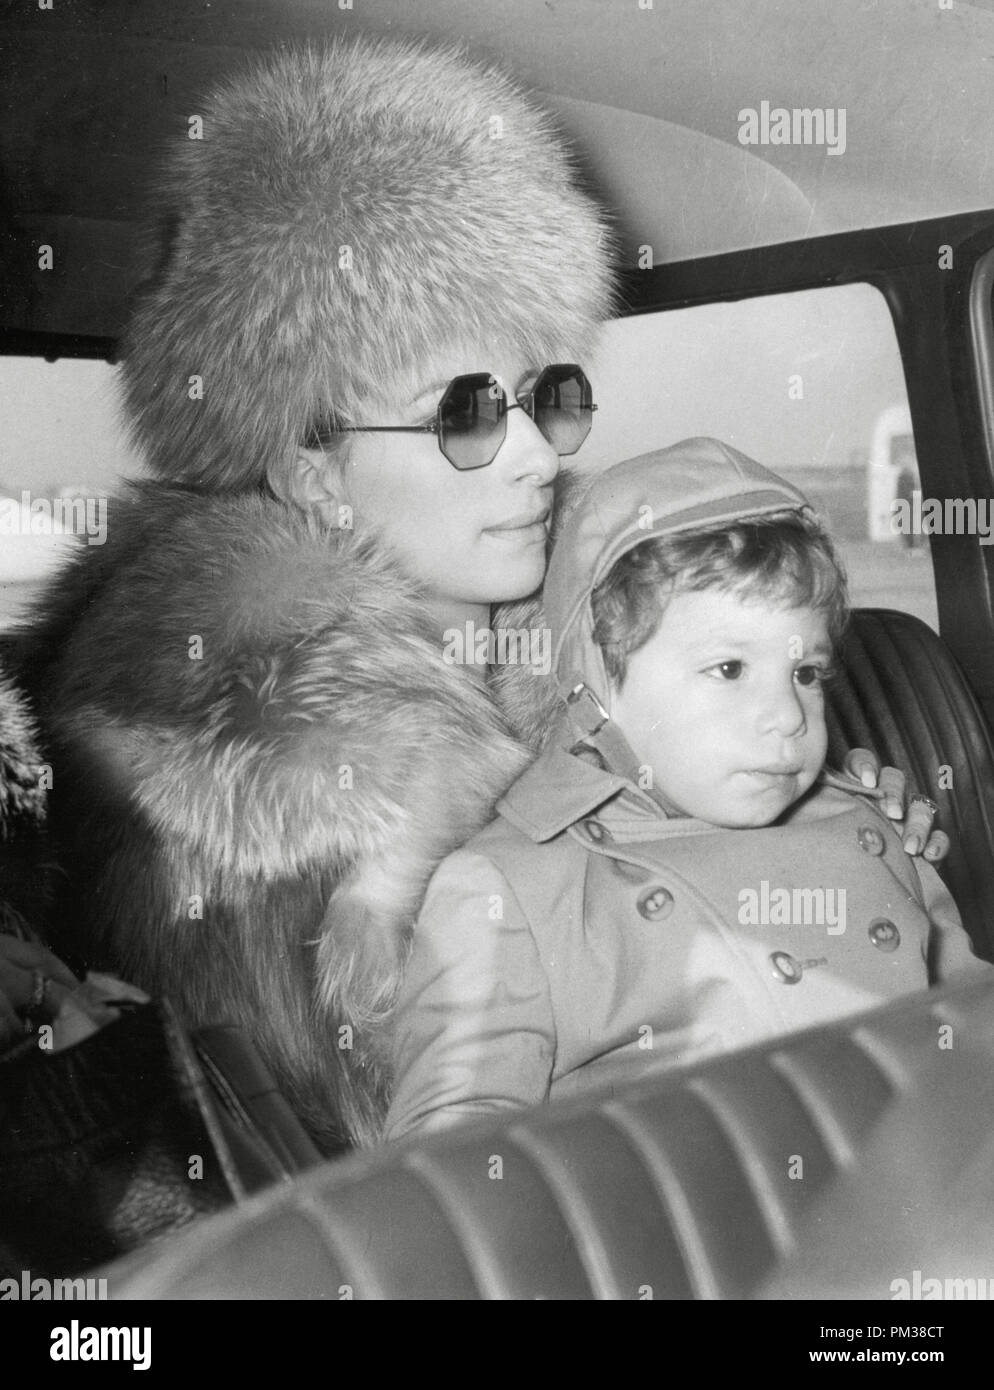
[744,767,803,788]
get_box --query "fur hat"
[122,36,616,491]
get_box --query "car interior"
[4,0,994,1301]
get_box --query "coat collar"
[496,744,630,842]
[497,738,886,846]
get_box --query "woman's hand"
[0,934,79,1048]
[842,749,950,862]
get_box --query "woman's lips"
[483,510,550,542]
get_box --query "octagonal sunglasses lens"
[530,365,593,456]
[438,373,507,469]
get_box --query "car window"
[0,283,936,633]
[586,281,938,632]
[0,357,141,629]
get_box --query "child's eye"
[705,660,744,681]
[794,663,833,688]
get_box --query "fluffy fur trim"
[0,664,53,936]
[0,668,46,836]
[23,486,533,1151]
[122,36,616,490]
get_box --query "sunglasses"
[306,364,596,470]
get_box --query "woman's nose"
[498,403,560,485]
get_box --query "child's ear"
[267,446,345,527]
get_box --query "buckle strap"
[565,680,610,737]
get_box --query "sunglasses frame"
[306,364,596,470]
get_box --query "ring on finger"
[909,794,939,816]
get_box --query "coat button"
[868,918,900,952]
[770,951,803,984]
[857,825,886,855]
[636,886,674,920]
[582,818,610,843]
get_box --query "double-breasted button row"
[769,918,902,983]
[602,829,904,951]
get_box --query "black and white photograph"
[2,0,994,1351]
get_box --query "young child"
[383,437,989,1141]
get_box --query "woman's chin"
[482,559,548,605]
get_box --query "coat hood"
[542,437,812,733]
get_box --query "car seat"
[96,970,994,1300]
[825,608,994,962]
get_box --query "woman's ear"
[267,446,345,527]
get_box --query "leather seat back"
[827,608,994,962]
[99,973,994,1300]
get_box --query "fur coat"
[0,664,52,939]
[18,482,560,1153]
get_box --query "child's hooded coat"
[383,440,987,1141]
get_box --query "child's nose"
[760,680,808,740]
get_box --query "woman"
[12,36,610,1152]
[9,36,943,1150]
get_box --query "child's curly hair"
[591,509,849,687]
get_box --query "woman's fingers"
[922,829,950,863]
[0,973,75,1049]
[876,766,907,821]
[838,754,949,860]
[0,936,79,988]
[871,774,946,859]
[841,747,881,788]
[841,747,907,816]
[902,795,940,856]
[0,936,79,1023]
